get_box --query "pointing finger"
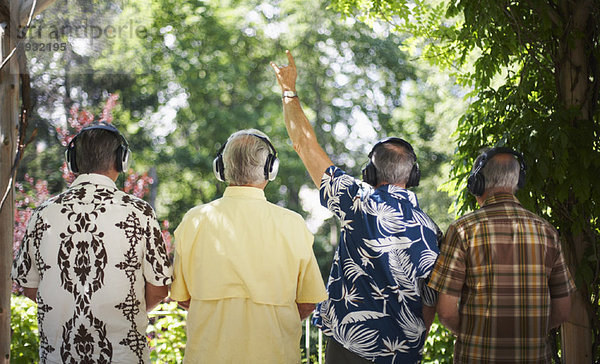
[286,50,296,68]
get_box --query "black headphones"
[65,123,130,174]
[362,137,421,188]
[212,133,279,182]
[467,147,526,196]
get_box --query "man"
[12,122,172,364]
[170,129,327,363]
[429,147,575,363]
[271,51,440,363]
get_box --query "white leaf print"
[387,185,417,206]
[370,282,391,315]
[331,174,355,197]
[397,303,426,343]
[380,337,410,357]
[326,195,341,216]
[333,324,380,358]
[388,249,418,299]
[417,249,437,277]
[342,284,362,308]
[350,195,362,213]
[331,283,362,309]
[412,210,437,234]
[362,236,414,254]
[340,310,388,325]
[319,299,339,331]
[339,210,354,233]
[321,173,334,198]
[343,258,368,283]
[357,247,376,268]
[363,200,407,234]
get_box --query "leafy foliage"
[423,318,453,363]
[10,295,39,364]
[148,301,187,362]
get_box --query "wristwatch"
[282,90,298,98]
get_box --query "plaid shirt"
[428,192,575,363]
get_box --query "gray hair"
[475,151,521,192]
[223,129,271,185]
[372,143,415,185]
[75,129,122,174]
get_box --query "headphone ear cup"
[467,172,485,196]
[65,144,78,173]
[517,169,526,189]
[115,145,130,172]
[121,147,130,172]
[406,163,420,188]
[213,155,225,182]
[65,148,74,173]
[362,161,378,186]
[268,157,279,181]
[264,154,273,181]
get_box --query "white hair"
[223,129,271,185]
[477,153,520,192]
[372,143,415,185]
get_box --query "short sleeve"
[295,226,328,304]
[419,278,438,307]
[12,212,41,288]
[143,211,173,286]
[548,241,576,298]
[428,223,467,297]
[170,250,191,302]
[319,166,365,220]
[169,218,191,301]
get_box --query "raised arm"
[270,50,333,187]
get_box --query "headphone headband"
[368,137,416,159]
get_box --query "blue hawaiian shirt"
[313,166,441,363]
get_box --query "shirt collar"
[223,186,267,201]
[377,184,420,208]
[482,192,521,207]
[71,173,117,189]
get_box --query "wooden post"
[0,1,20,362]
[562,291,592,363]
[1,1,58,361]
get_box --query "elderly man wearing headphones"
[12,122,173,363]
[170,129,327,363]
[428,147,575,363]
[271,51,441,364]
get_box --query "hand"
[270,50,297,93]
[178,299,191,310]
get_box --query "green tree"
[330,0,600,361]
[19,0,462,236]
[115,0,460,232]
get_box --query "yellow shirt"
[170,186,327,363]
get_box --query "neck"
[375,182,406,189]
[230,180,268,190]
[83,169,119,182]
[477,187,514,206]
